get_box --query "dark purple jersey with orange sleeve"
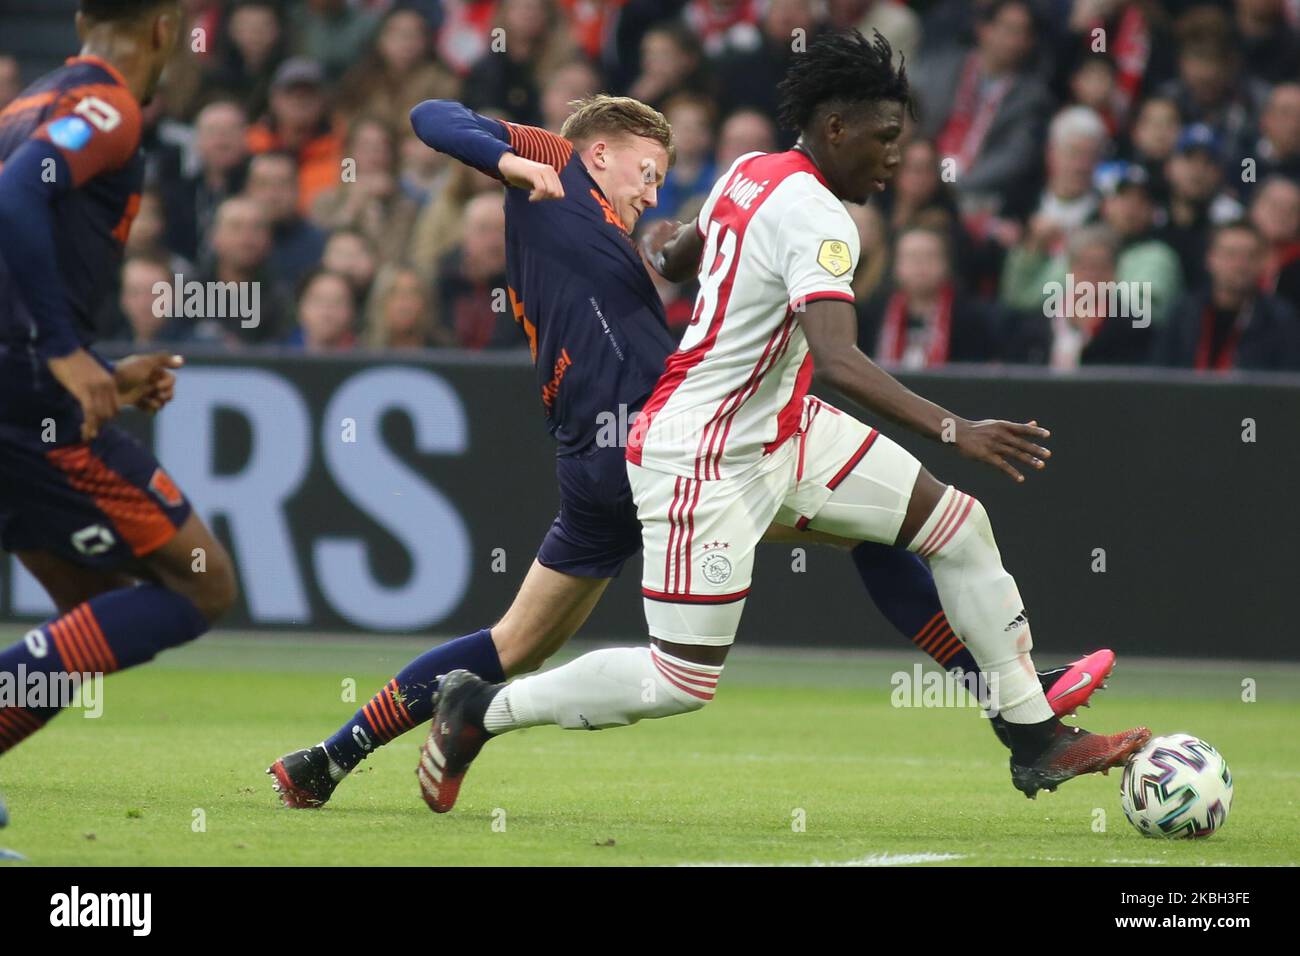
[0,56,144,364]
[0,59,194,570]
[410,99,676,455]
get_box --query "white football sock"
[910,486,1053,724]
[483,645,722,733]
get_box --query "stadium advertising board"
[1,355,1295,659]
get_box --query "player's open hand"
[498,152,564,202]
[953,418,1052,483]
[47,348,120,442]
[114,352,184,415]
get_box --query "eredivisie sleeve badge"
[816,239,852,277]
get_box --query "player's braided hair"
[776,29,910,134]
[79,0,177,23]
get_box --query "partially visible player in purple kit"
[0,0,238,804]
[268,90,1115,808]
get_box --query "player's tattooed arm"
[641,220,704,283]
[798,299,1052,483]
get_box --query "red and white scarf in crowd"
[1195,304,1250,371]
[1262,240,1300,293]
[686,0,761,55]
[437,0,498,77]
[562,0,624,59]
[1048,287,1108,371]
[878,284,955,368]
[935,54,1012,178]
[1105,4,1150,130]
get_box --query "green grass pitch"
[1,631,1297,867]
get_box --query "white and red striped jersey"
[627,148,860,480]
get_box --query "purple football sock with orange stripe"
[323,628,504,773]
[850,542,979,674]
[0,585,207,755]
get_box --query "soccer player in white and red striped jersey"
[420,30,1150,808]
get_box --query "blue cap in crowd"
[1095,160,1150,196]
[1175,123,1223,160]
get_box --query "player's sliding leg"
[846,541,976,670]
[275,438,644,807]
[416,459,776,813]
[0,555,138,749]
[268,561,608,808]
[0,513,236,757]
[770,526,1116,745]
[842,541,1118,738]
[419,635,726,812]
[847,542,1122,728]
[793,418,1148,796]
[893,474,1058,735]
[762,522,975,669]
[839,538,1120,735]
[11,553,137,615]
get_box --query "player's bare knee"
[896,468,947,547]
[652,637,729,668]
[183,541,238,624]
[206,557,239,623]
[647,644,723,716]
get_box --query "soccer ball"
[1119,734,1233,838]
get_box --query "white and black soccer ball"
[1120,734,1233,839]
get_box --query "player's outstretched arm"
[798,299,1051,483]
[409,99,514,175]
[409,100,567,201]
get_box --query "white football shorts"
[628,397,922,646]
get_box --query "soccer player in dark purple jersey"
[0,1,238,801]
[269,94,1114,808]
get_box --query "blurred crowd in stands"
[5,0,1300,372]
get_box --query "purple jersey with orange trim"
[498,121,677,454]
[0,59,192,572]
[0,56,143,353]
[409,100,677,455]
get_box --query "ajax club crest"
[700,541,732,586]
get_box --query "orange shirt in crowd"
[245,121,343,215]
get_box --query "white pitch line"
[1027,855,1172,866]
[676,852,966,867]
